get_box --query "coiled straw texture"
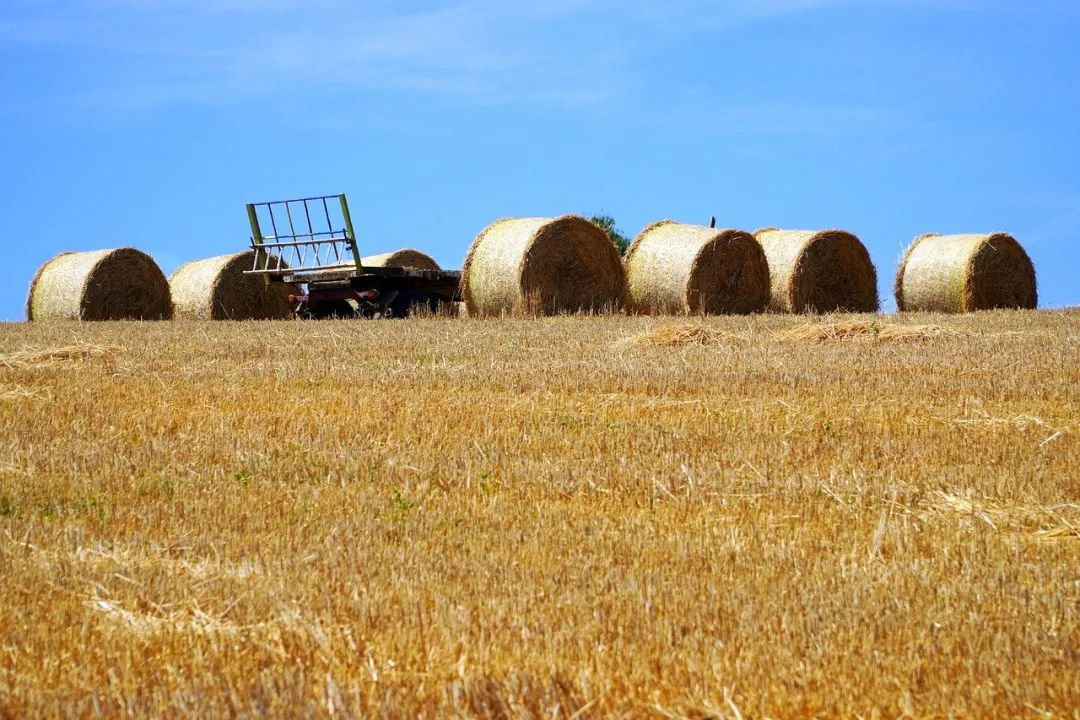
[27,248,172,321]
[461,215,626,316]
[754,229,879,313]
[895,233,1036,312]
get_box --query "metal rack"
[246,194,361,275]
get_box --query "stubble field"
[0,311,1077,718]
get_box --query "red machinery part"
[293,288,379,304]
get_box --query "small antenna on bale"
[709,216,716,229]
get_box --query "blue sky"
[2,0,1078,319]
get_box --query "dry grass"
[772,320,974,343]
[631,320,975,346]
[625,323,750,347]
[0,343,120,368]
[0,311,1077,718]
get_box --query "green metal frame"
[246,193,363,276]
[338,194,362,272]
[245,203,268,273]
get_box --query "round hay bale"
[362,249,440,271]
[26,248,172,321]
[624,221,769,315]
[754,228,879,313]
[894,233,1037,313]
[169,251,297,320]
[461,215,626,316]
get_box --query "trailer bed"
[273,264,459,287]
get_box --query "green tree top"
[590,214,631,255]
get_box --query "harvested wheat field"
[0,311,1077,718]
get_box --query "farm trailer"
[246,193,461,318]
